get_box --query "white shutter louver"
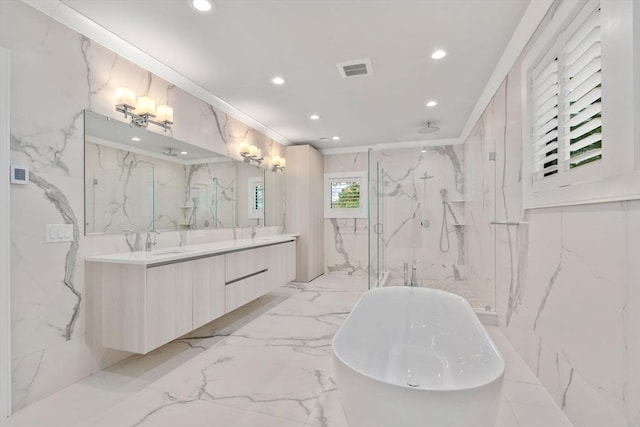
[531,51,560,181]
[562,6,602,170]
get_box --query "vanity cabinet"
[268,240,296,292]
[98,260,197,354]
[225,246,270,312]
[192,255,226,329]
[145,262,195,351]
[87,238,296,354]
[224,242,296,312]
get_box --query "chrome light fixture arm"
[115,103,173,132]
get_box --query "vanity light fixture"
[271,155,286,172]
[239,142,264,166]
[115,87,174,131]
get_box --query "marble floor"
[1,274,573,427]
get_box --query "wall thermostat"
[10,163,29,185]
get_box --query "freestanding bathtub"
[332,286,504,427]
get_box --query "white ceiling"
[60,0,531,150]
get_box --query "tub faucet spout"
[410,262,417,287]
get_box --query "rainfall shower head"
[418,122,440,134]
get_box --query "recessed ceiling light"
[181,151,188,155]
[431,49,447,60]
[310,114,320,120]
[426,101,438,107]
[189,0,215,14]
[332,136,340,141]
[131,137,140,142]
[319,137,330,141]
[421,147,427,153]
[271,76,285,85]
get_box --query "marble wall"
[323,152,369,277]
[2,1,286,411]
[464,59,640,427]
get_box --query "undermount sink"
[150,248,193,256]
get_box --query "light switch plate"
[46,224,74,243]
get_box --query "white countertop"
[85,234,297,266]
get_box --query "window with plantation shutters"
[522,0,637,209]
[324,172,367,218]
[330,181,361,209]
[529,3,602,190]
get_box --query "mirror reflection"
[83,110,284,235]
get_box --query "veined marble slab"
[85,235,297,265]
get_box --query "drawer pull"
[225,268,268,286]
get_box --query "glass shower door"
[368,150,387,290]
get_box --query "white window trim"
[522,0,639,209]
[324,171,368,219]
[0,47,12,420]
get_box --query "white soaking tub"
[332,287,504,427]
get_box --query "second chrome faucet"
[145,229,160,251]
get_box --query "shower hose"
[440,200,450,253]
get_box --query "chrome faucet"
[410,262,417,287]
[145,229,159,252]
[404,262,409,286]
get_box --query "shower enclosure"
[367,147,496,312]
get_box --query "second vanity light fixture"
[271,155,286,172]
[239,142,264,166]
[115,87,174,131]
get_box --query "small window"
[330,180,360,209]
[324,172,367,218]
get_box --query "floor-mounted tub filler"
[332,287,505,427]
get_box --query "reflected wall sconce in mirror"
[239,142,263,166]
[271,155,286,172]
[115,87,174,132]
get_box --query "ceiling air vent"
[337,58,373,79]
